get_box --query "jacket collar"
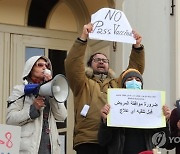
[85,67,116,80]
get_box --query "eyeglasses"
[93,58,109,63]
[36,62,50,68]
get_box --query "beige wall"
[121,0,176,109]
[176,0,180,99]
[0,0,179,153]
[0,32,10,124]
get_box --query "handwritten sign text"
[89,8,136,44]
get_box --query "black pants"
[75,143,107,154]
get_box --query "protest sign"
[89,8,136,44]
[0,124,21,154]
[107,89,166,128]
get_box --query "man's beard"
[93,70,108,75]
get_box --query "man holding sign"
[65,19,144,154]
[98,68,171,154]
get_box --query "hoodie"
[6,55,67,154]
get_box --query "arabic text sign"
[0,124,21,154]
[89,8,136,44]
[107,89,166,128]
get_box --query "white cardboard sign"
[89,8,136,44]
[0,124,21,154]
[107,89,166,128]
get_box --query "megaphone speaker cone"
[52,74,69,102]
[52,86,61,93]
[39,74,69,103]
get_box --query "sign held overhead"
[89,8,136,44]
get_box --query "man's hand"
[132,30,142,48]
[80,23,93,41]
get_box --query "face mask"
[125,79,142,89]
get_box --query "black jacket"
[98,121,170,154]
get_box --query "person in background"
[65,22,145,154]
[98,68,171,154]
[6,56,67,154]
[167,99,180,154]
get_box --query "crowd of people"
[6,22,180,154]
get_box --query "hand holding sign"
[89,8,136,44]
[80,23,93,41]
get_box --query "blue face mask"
[125,79,142,89]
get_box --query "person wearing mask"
[98,68,171,154]
[65,22,145,154]
[6,56,67,154]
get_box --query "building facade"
[0,0,178,153]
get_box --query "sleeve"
[170,108,180,137]
[163,121,176,150]
[64,39,88,96]
[50,97,67,122]
[6,85,34,126]
[29,104,40,119]
[127,45,145,74]
[164,108,180,149]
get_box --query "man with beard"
[65,22,144,154]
